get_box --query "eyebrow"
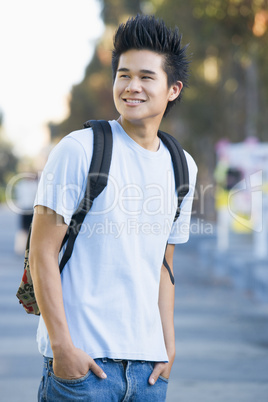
[117,68,157,75]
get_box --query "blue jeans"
[38,356,168,401]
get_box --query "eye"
[120,74,130,79]
[142,76,153,80]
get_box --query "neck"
[117,117,161,152]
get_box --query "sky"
[0,0,104,157]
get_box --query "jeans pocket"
[50,369,92,385]
[158,375,169,383]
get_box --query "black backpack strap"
[157,131,189,285]
[59,120,113,272]
[158,130,189,221]
[163,242,175,285]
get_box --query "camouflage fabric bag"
[16,226,40,315]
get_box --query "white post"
[252,171,267,259]
[217,207,229,252]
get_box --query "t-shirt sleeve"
[168,151,198,244]
[34,131,93,225]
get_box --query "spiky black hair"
[112,14,190,115]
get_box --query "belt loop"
[102,358,107,363]
[43,356,50,369]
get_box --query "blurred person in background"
[30,14,197,401]
[14,173,38,255]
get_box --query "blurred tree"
[0,112,18,201]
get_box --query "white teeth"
[125,99,143,103]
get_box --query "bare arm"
[149,244,176,384]
[29,206,106,380]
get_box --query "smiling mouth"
[123,99,145,104]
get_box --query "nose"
[126,78,142,93]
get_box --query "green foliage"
[0,112,18,201]
[100,0,142,24]
[0,142,18,202]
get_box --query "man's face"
[113,49,181,126]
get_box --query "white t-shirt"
[35,120,197,362]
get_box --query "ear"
[168,81,183,101]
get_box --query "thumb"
[148,363,164,386]
[90,359,107,379]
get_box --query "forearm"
[30,251,73,353]
[159,269,175,359]
[158,244,176,360]
[148,244,176,383]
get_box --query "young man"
[30,15,197,401]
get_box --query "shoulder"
[183,150,198,176]
[60,127,93,157]
[49,127,94,166]
[182,150,198,191]
[159,132,198,174]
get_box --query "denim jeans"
[38,356,168,401]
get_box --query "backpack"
[16,120,189,315]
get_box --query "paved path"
[0,204,42,401]
[0,204,268,401]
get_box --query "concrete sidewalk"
[0,204,42,401]
[168,235,268,401]
[0,204,268,401]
